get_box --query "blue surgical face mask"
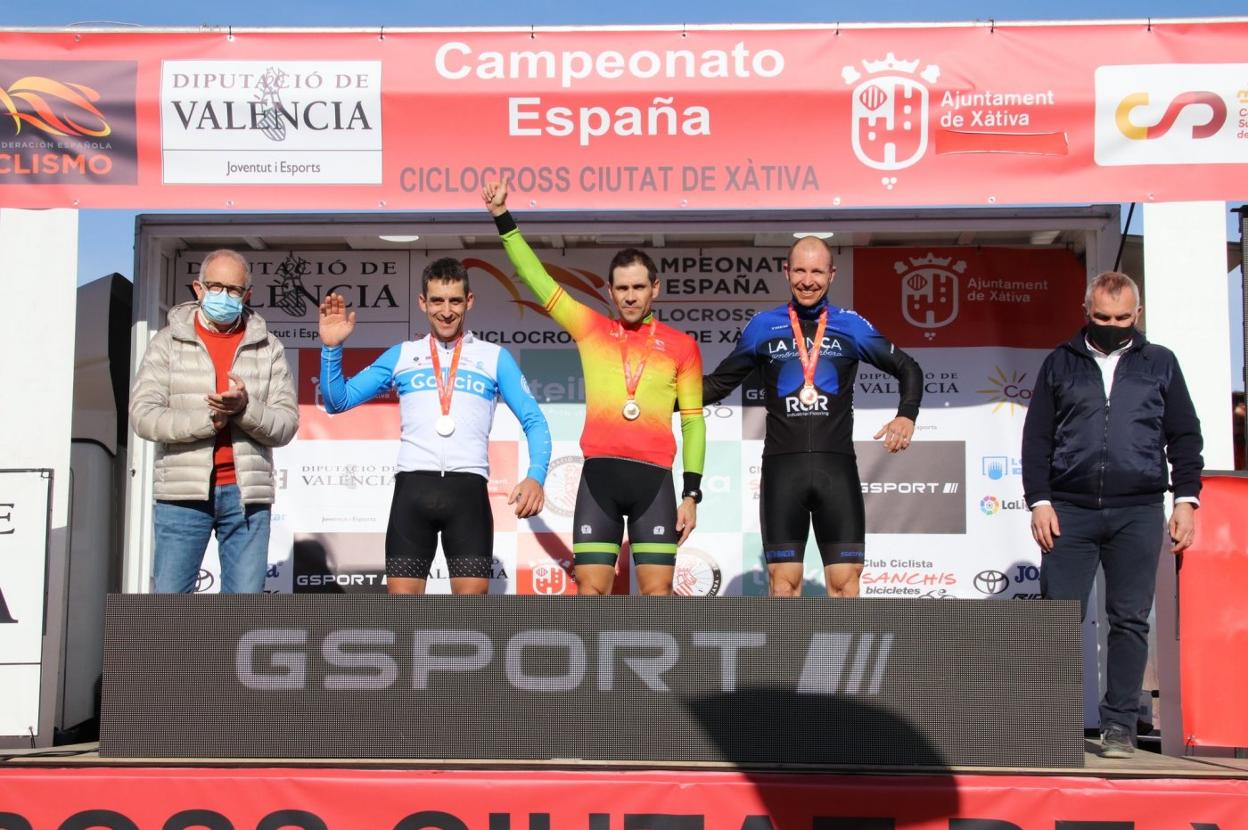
[201,289,244,325]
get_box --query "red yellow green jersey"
[497,214,705,475]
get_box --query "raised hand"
[482,180,509,216]
[319,292,356,348]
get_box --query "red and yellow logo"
[1114,91,1226,141]
[0,75,112,138]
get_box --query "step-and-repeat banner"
[176,242,1086,596]
[0,22,1246,209]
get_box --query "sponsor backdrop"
[99,594,1084,765]
[0,24,1246,208]
[174,242,1083,597]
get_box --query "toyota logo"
[194,569,216,593]
[973,570,1009,595]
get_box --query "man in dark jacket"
[1022,270,1202,759]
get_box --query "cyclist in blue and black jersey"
[318,258,552,596]
[703,236,923,598]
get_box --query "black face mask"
[1086,321,1137,354]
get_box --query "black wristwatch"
[681,489,703,504]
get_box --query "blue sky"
[4,1,1245,388]
[6,0,1248,27]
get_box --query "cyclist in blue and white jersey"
[318,258,551,595]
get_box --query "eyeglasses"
[200,281,247,299]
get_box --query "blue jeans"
[153,485,271,594]
[1040,501,1165,734]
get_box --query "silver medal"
[622,399,641,421]
[435,415,456,437]
[799,384,818,406]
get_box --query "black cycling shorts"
[573,457,678,567]
[385,470,494,580]
[759,452,866,567]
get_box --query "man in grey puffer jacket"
[130,249,298,593]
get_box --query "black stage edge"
[100,595,1083,767]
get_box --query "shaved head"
[787,236,834,270]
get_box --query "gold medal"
[619,318,656,424]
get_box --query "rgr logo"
[785,394,828,414]
[1095,63,1243,166]
[234,628,895,695]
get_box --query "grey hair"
[200,249,251,287]
[1084,271,1140,311]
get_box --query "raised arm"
[484,180,596,340]
[318,290,399,414]
[320,344,400,414]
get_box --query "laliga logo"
[1114,90,1226,141]
[895,253,966,337]
[842,53,940,186]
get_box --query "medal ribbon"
[788,304,828,390]
[620,317,658,400]
[430,334,465,417]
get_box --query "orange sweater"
[195,315,245,487]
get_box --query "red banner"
[852,247,1087,348]
[0,23,1246,210]
[1,768,1246,829]
[1180,473,1248,748]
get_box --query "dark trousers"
[1040,502,1165,733]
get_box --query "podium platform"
[98,595,1084,767]
[4,593,1246,826]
